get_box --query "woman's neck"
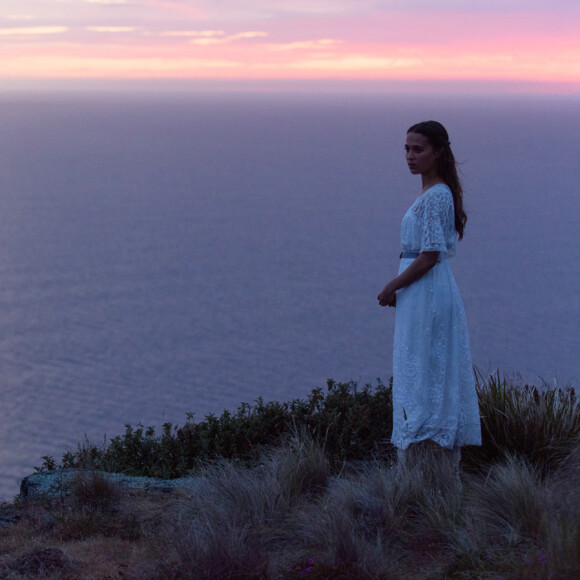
[420,174,445,194]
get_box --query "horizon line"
[2,77,580,97]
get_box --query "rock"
[0,513,18,529]
[20,469,202,501]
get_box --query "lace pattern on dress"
[400,184,456,258]
[390,184,481,450]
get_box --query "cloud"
[86,26,138,32]
[138,1,206,18]
[0,26,68,35]
[188,31,267,45]
[0,54,242,77]
[176,0,366,20]
[152,28,269,44]
[84,0,128,4]
[161,30,225,37]
[373,0,580,13]
[271,39,339,51]
[290,55,423,71]
[231,31,267,39]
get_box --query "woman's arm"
[377,251,439,307]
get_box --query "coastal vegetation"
[0,370,578,578]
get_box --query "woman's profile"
[377,120,481,477]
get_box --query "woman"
[377,120,481,476]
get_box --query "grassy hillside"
[0,370,578,578]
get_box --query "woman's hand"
[378,284,397,307]
[378,252,439,308]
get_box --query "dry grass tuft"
[2,439,578,579]
[0,483,186,579]
[167,432,330,578]
[294,444,463,578]
[4,546,78,579]
[69,471,121,513]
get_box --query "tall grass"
[449,451,580,579]
[469,369,579,472]
[163,436,579,578]
[294,447,461,578]
[7,441,578,578]
[167,433,329,578]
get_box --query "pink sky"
[1,0,579,92]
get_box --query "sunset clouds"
[0,0,578,89]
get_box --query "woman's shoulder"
[412,183,453,220]
[424,183,452,197]
[422,183,453,207]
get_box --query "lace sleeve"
[419,186,453,253]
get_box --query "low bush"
[38,370,578,481]
[45,378,394,479]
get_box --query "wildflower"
[297,558,315,574]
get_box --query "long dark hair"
[407,120,467,240]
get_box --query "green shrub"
[43,371,578,480]
[49,379,393,479]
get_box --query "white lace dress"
[391,184,481,450]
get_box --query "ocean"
[0,90,578,498]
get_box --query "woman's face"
[405,132,438,177]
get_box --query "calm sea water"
[0,91,578,498]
